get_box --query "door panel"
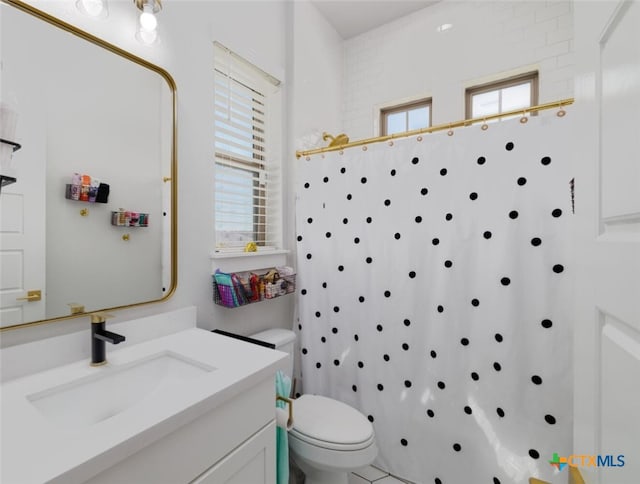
[0,189,44,325]
[600,0,640,219]
[573,1,640,483]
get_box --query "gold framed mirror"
[0,0,177,331]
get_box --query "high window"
[213,42,282,251]
[380,98,432,136]
[466,72,539,120]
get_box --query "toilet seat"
[290,394,374,451]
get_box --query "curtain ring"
[388,141,394,147]
[416,136,423,142]
[557,103,566,117]
[339,150,344,155]
[447,124,454,136]
[362,145,368,151]
[305,156,310,161]
[481,118,489,131]
[520,110,528,124]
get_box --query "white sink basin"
[2,327,287,484]
[27,351,215,428]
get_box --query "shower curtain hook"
[481,118,489,131]
[447,124,454,136]
[557,103,566,117]
[520,110,528,124]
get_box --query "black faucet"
[90,313,125,366]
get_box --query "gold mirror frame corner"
[0,0,178,332]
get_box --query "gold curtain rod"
[296,97,574,159]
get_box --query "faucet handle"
[90,312,114,324]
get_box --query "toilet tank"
[250,329,296,379]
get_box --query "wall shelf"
[0,138,21,153]
[1,175,17,188]
[212,269,296,308]
[0,139,21,192]
[65,184,109,203]
[111,210,149,227]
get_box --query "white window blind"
[214,41,282,251]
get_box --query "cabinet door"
[191,421,276,484]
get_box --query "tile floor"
[349,465,413,484]
[290,459,411,484]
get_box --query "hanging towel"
[275,370,291,484]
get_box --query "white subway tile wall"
[342,1,574,139]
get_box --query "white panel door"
[0,4,47,327]
[0,143,46,327]
[573,1,640,483]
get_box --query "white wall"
[342,0,574,139]
[291,0,344,145]
[286,0,344,257]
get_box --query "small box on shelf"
[212,268,296,308]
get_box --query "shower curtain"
[295,114,572,484]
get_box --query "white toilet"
[251,329,378,484]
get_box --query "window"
[466,72,538,120]
[380,98,432,136]
[214,42,282,251]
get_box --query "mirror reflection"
[0,1,176,329]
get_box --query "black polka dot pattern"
[295,123,571,484]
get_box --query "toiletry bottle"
[88,178,99,202]
[71,173,81,200]
[80,174,91,201]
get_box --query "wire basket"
[213,272,296,308]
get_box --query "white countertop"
[1,328,287,484]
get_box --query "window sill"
[210,249,290,273]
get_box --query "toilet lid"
[291,394,373,445]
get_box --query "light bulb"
[76,0,107,18]
[139,5,157,32]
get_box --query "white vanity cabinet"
[192,421,275,484]
[85,373,277,484]
[1,327,286,484]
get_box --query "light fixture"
[134,0,162,45]
[76,0,108,18]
